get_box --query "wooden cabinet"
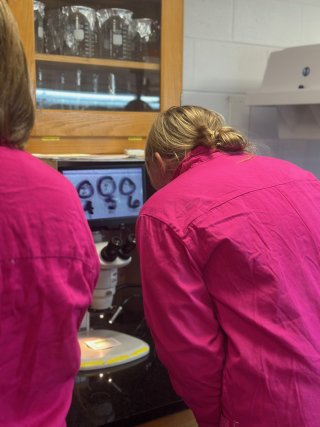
[8,0,183,154]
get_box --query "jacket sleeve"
[136,214,225,427]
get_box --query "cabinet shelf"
[35,53,160,71]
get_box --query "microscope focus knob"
[100,236,122,262]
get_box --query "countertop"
[67,301,186,427]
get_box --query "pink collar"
[173,146,223,179]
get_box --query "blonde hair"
[0,1,35,148]
[145,105,253,163]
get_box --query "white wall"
[182,0,320,177]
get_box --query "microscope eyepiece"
[100,236,122,262]
[118,234,136,260]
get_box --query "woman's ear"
[148,152,176,190]
[154,152,167,176]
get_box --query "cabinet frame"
[8,0,183,154]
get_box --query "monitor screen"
[58,161,146,230]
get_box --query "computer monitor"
[58,160,147,230]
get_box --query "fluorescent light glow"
[36,88,160,110]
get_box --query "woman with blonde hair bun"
[0,2,99,426]
[137,105,320,426]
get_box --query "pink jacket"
[0,147,99,427]
[136,147,320,427]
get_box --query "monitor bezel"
[58,160,147,231]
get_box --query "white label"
[38,26,44,39]
[74,28,84,41]
[113,33,122,46]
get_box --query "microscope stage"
[78,329,150,371]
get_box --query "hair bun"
[216,126,248,151]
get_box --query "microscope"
[78,233,150,371]
[56,158,149,371]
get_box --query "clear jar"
[100,8,133,60]
[63,6,98,57]
[34,1,45,53]
[44,7,66,54]
[132,18,153,61]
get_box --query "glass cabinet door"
[34,0,161,112]
[8,0,182,153]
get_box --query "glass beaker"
[132,18,153,61]
[34,1,45,53]
[107,72,116,95]
[101,8,133,60]
[36,66,44,108]
[63,6,98,57]
[61,6,76,56]
[44,7,65,54]
[96,9,111,58]
[74,68,83,109]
